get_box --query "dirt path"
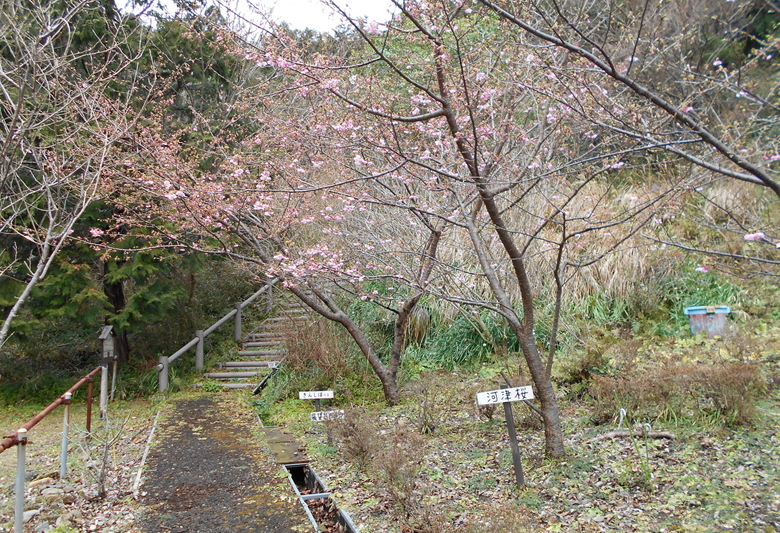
[136,394,309,533]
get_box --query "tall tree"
[0,0,146,346]
[477,0,780,273]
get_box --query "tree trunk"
[514,329,565,457]
[102,261,130,364]
[287,284,400,405]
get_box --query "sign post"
[299,391,343,444]
[477,384,534,488]
[99,326,117,404]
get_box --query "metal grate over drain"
[284,463,360,533]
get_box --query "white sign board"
[310,410,345,422]
[299,390,334,400]
[477,386,534,405]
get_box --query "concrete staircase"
[201,297,309,390]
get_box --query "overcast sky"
[124,0,397,33]
[256,0,396,32]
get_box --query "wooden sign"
[299,390,334,400]
[477,386,534,405]
[310,410,345,422]
[477,384,532,488]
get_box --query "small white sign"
[299,390,334,400]
[477,386,534,405]
[310,410,345,422]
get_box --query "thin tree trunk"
[102,261,130,364]
[287,284,400,405]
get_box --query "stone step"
[221,383,257,389]
[202,371,261,379]
[243,341,286,348]
[219,361,280,369]
[238,348,286,355]
[237,350,286,358]
[246,333,287,340]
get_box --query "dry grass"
[589,362,768,426]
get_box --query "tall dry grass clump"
[284,316,348,380]
[589,362,768,427]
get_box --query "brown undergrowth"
[589,362,768,426]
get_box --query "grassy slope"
[0,324,778,533]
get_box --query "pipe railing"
[0,365,108,533]
[157,279,278,392]
[0,365,105,454]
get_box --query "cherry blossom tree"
[477,0,780,274]
[120,1,682,456]
[0,0,147,347]
[252,0,693,457]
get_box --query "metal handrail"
[157,278,279,391]
[0,365,104,454]
[2,365,109,533]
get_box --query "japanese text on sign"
[299,390,334,400]
[476,386,534,405]
[310,410,345,422]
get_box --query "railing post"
[195,330,205,371]
[15,428,27,533]
[110,359,118,401]
[266,284,274,313]
[158,356,169,392]
[233,303,242,342]
[60,393,71,479]
[86,377,94,438]
[100,365,108,420]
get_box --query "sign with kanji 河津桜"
[476,386,534,406]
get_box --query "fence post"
[15,428,27,533]
[86,377,94,438]
[195,330,205,371]
[60,393,71,479]
[266,284,274,313]
[158,356,169,392]
[110,359,118,401]
[100,366,108,420]
[234,303,242,341]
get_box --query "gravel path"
[136,394,308,533]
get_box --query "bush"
[331,409,379,469]
[589,362,767,427]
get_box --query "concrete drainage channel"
[284,462,360,533]
[257,420,359,532]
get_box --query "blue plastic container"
[683,305,730,337]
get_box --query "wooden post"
[99,366,108,420]
[195,330,205,371]
[501,384,525,488]
[110,360,118,401]
[233,303,242,342]
[99,326,117,402]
